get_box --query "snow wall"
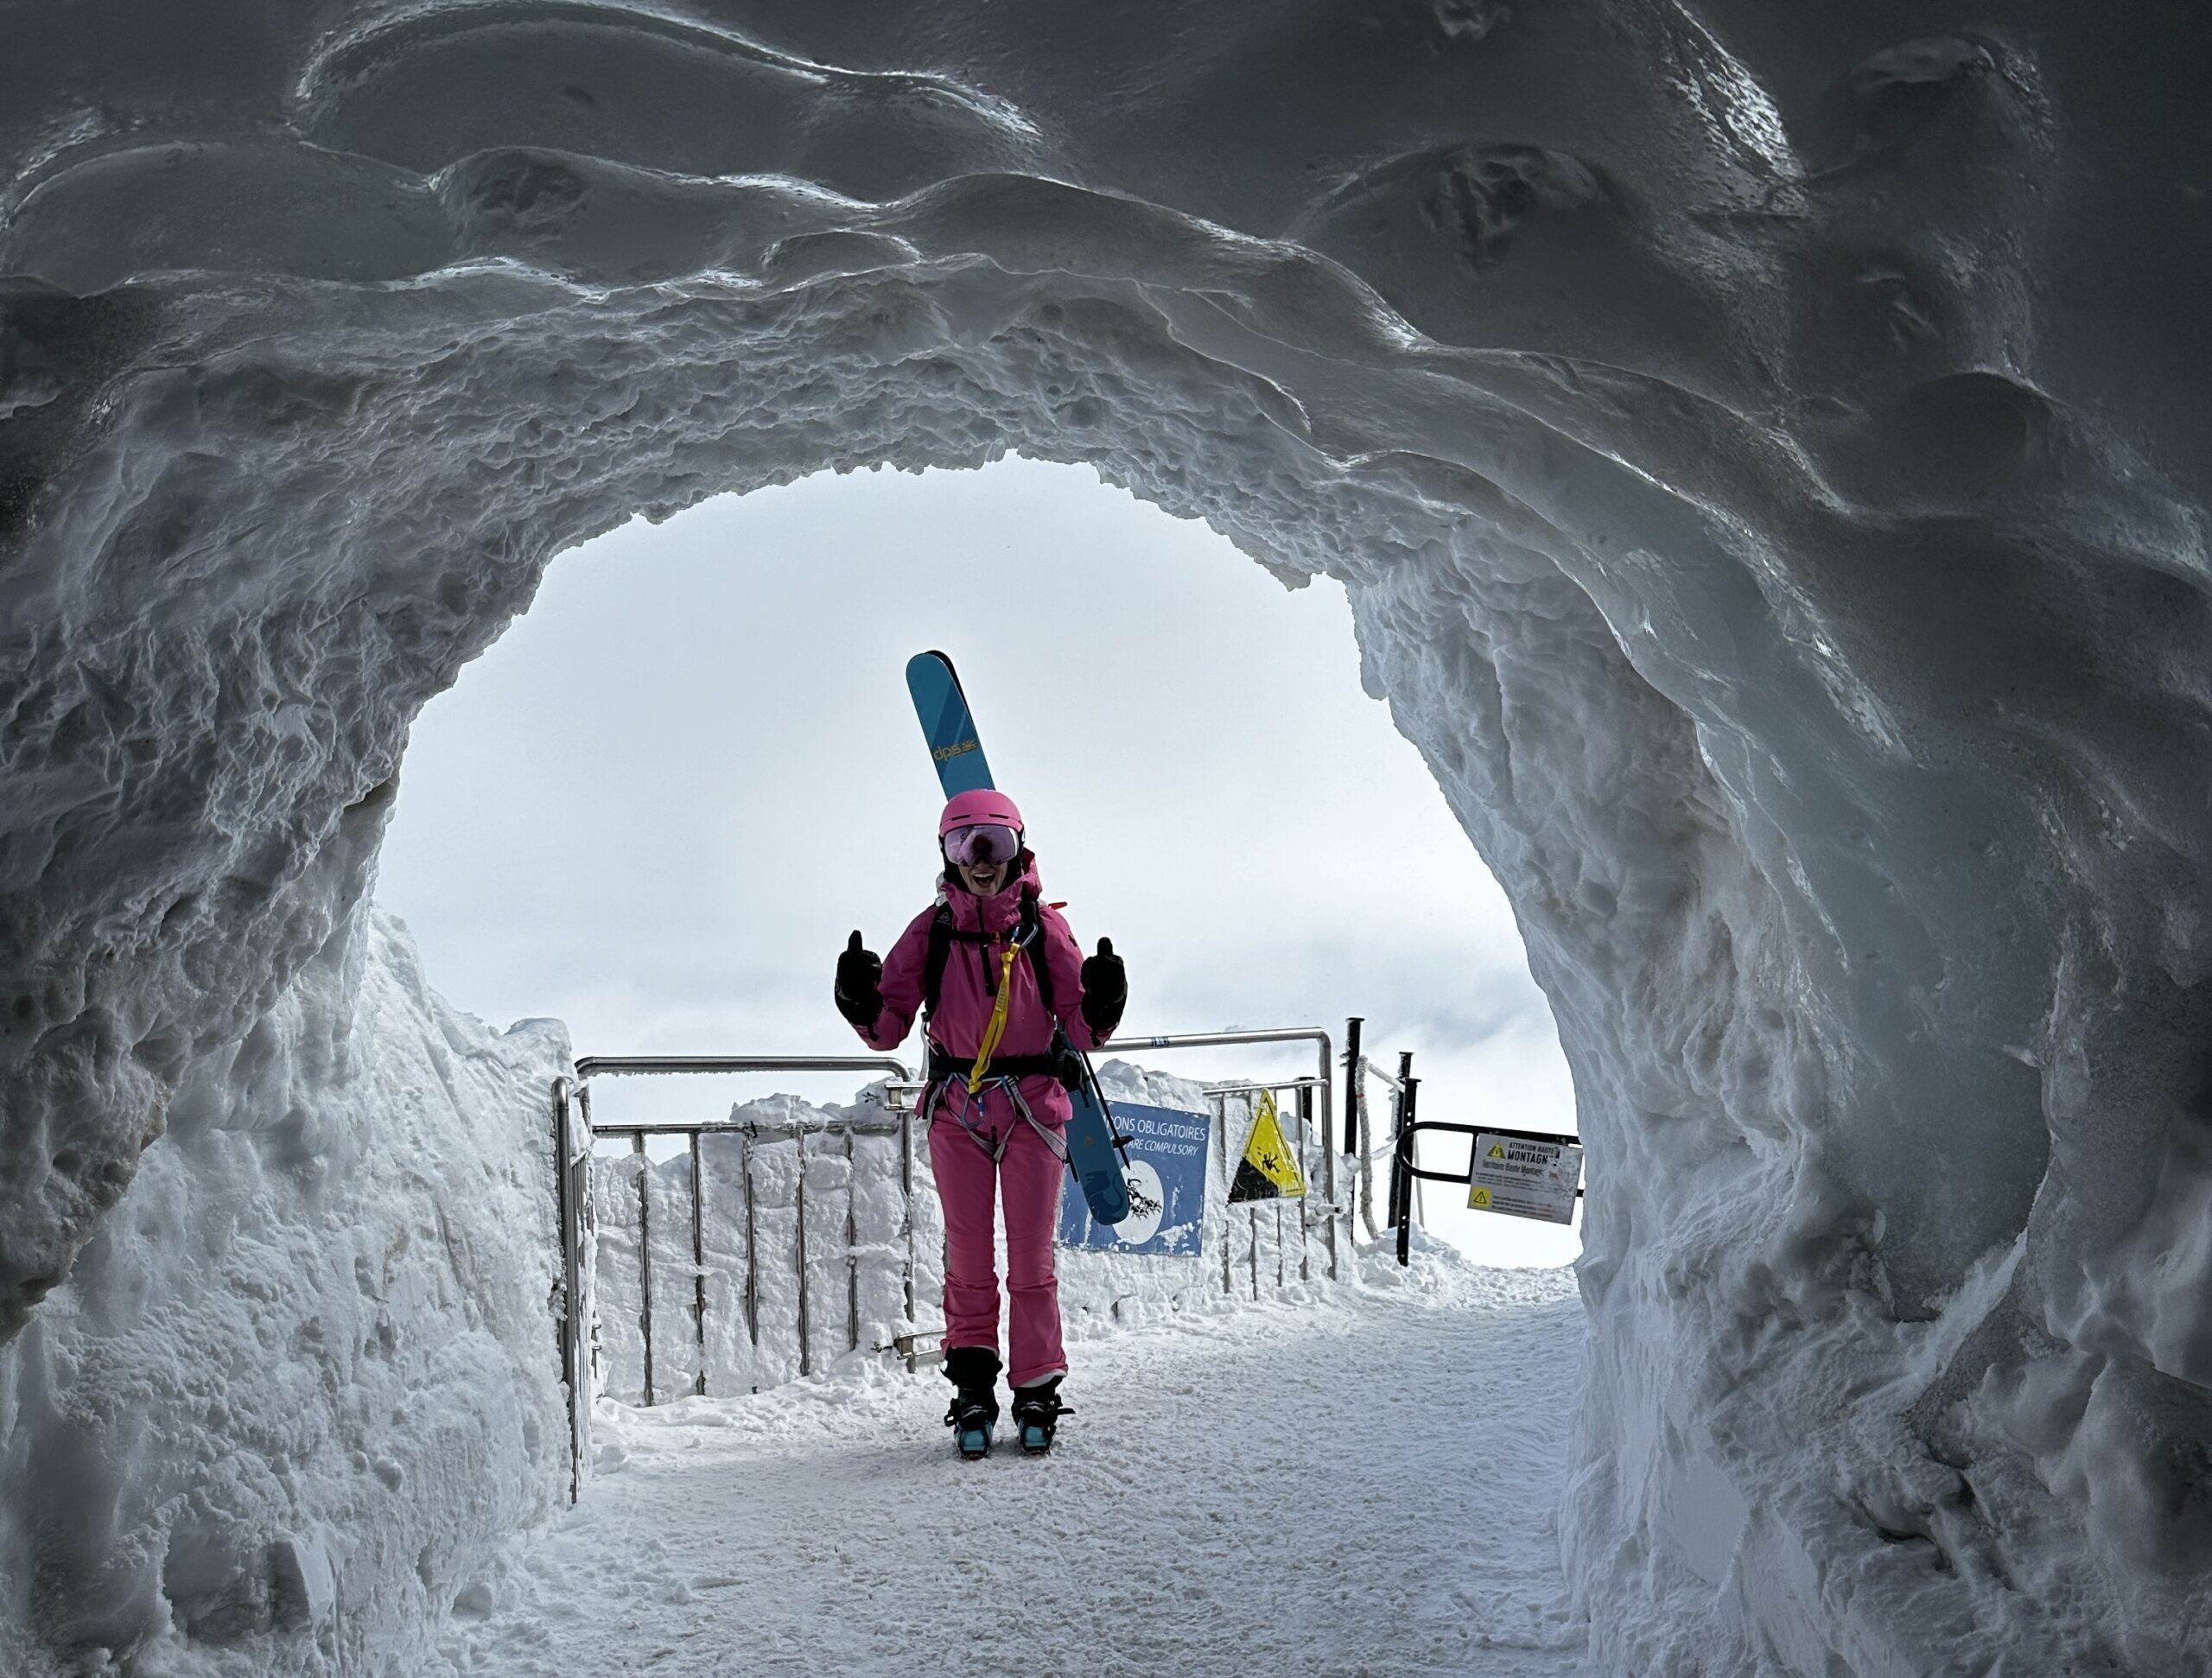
[588,1065,1338,1406]
[0,895,570,1675]
[3,3,2209,1673]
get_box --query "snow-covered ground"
[439,1255,1586,1678]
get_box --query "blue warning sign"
[1057,1101,1211,1256]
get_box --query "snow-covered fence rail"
[1103,1027,1342,1280]
[550,1055,911,1497]
[1203,1076,1329,1295]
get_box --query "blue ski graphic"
[1062,1065,1132,1227]
[903,651,1130,1225]
[906,650,994,798]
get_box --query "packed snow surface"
[441,1255,1588,1678]
[4,0,2211,1673]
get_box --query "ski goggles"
[943,823,1021,867]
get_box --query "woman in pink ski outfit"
[834,788,1126,1457]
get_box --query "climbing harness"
[921,1073,1070,1166]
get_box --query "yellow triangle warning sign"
[1227,1092,1307,1203]
[1488,1142,1506,1160]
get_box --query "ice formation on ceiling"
[3,1,2207,1671]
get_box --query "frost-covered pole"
[634,1134,655,1407]
[1384,1052,1415,1231]
[690,1135,707,1399]
[1393,1075,1421,1268]
[1341,1018,1363,1158]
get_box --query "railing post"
[577,1084,596,1400]
[1342,1018,1363,1157]
[1296,1081,1314,1285]
[1394,1075,1421,1266]
[690,1133,707,1398]
[899,1109,916,1332]
[634,1133,655,1407]
[551,1077,590,1503]
[742,1124,760,1372]
[845,1125,861,1355]
[795,1118,810,1378]
[1385,1051,1414,1230]
[1214,1095,1232,1297]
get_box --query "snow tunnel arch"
[4,5,2210,1672]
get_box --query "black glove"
[835,931,883,1029]
[1079,937,1126,1037]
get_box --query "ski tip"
[908,648,967,690]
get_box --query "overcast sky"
[373,458,1577,1264]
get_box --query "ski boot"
[941,1346,1001,1460]
[1010,1376,1071,1456]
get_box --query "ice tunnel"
[3,2,2209,1672]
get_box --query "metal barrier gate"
[1388,1119,1585,1265]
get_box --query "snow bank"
[0,906,569,1675]
[5,3,2210,1672]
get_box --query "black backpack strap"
[1019,889,1055,1015]
[922,901,957,1020]
[925,889,1058,1022]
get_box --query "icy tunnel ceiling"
[3,1,2210,1668]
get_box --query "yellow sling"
[967,942,1024,1095]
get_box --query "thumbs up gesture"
[1080,937,1127,1037]
[835,931,884,1028]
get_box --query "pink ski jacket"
[853,856,1110,1122]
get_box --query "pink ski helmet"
[938,788,1024,837]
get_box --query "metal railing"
[1205,1076,1327,1296]
[1333,1025,1421,1243]
[549,1027,1379,1500]
[1105,1027,1340,1282]
[550,1055,911,1497]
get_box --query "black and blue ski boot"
[942,1346,1001,1460]
[1010,1376,1071,1456]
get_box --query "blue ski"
[906,650,994,798]
[903,651,1131,1225]
[1062,1063,1132,1227]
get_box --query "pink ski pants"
[927,1090,1068,1389]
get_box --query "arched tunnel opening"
[375,457,1580,1262]
[4,3,2210,1673]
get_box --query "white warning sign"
[1468,1133,1582,1225]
